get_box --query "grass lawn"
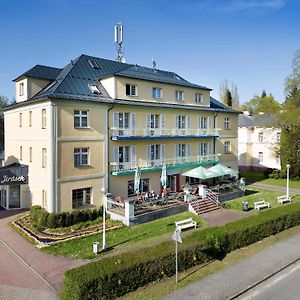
[41,211,206,259]
[224,188,300,211]
[119,225,300,300]
[240,171,300,189]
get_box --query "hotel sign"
[0,163,28,185]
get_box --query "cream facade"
[238,112,281,171]
[3,54,239,212]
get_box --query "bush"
[269,169,286,179]
[62,202,300,300]
[29,206,103,229]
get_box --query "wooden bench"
[254,200,270,210]
[277,195,292,205]
[175,218,197,232]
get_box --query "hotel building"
[2,54,238,212]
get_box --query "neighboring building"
[238,112,281,171]
[2,54,239,212]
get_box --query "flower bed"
[12,214,123,248]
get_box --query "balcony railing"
[111,127,219,139]
[110,153,221,173]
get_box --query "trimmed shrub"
[29,206,103,229]
[63,202,300,300]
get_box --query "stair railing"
[206,189,220,207]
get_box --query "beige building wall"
[112,77,211,107]
[4,101,52,209]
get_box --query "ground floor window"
[186,176,200,185]
[42,190,47,209]
[72,187,91,209]
[128,178,150,197]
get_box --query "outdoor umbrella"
[208,164,238,177]
[182,166,217,180]
[160,163,168,188]
[134,167,141,195]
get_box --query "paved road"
[238,260,300,300]
[162,231,300,300]
[248,182,300,195]
[0,209,85,300]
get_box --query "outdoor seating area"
[277,195,292,204]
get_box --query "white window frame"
[224,141,231,154]
[88,84,101,94]
[72,187,91,209]
[74,110,88,128]
[42,109,46,129]
[200,117,207,129]
[175,90,184,101]
[199,142,207,156]
[258,152,263,163]
[42,148,47,168]
[152,87,162,99]
[19,82,24,96]
[258,132,263,143]
[126,84,137,96]
[74,148,89,167]
[195,93,203,103]
[42,190,47,209]
[224,117,230,130]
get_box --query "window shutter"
[113,146,119,163]
[175,144,179,159]
[131,113,136,136]
[146,114,151,128]
[131,146,136,166]
[146,145,151,162]
[207,117,212,129]
[187,143,191,157]
[161,144,166,161]
[207,142,212,155]
[175,115,179,129]
[187,116,191,129]
[113,112,118,128]
[160,114,165,135]
[198,117,201,129]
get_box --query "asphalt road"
[238,260,300,300]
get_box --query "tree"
[219,80,239,109]
[0,95,9,151]
[240,94,281,115]
[277,49,300,177]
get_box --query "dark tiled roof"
[10,54,237,114]
[13,65,62,82]
[238,113,277,127]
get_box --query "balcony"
[110,153,221,175]
[111,127,219,140]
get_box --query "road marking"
[239,260,300,300]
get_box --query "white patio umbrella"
[208,164,238,177]
[182,165,217,179]
[160,163,168,188]
[134,167,141,195]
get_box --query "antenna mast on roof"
[114,23,125,63]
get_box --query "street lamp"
[101,187,107,250]
[286,164,290,199]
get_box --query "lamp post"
[286,164,290,199]
[101,187,107,250]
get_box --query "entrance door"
[168,175,180,192]
[9,185,21,209]
[1,187,7,208]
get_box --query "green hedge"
[30,206,103,229]
[63,202,300,300]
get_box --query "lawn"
[240,171,300,189]
[224,188,300,211]
[41,211,206,259]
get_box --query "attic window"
[88,60,100,69]
[89,84,101,95]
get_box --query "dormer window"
[88,84,101,95]
[126,84,137,96]
[195,93,203,103]
[175,90,183,101]
[19,82,24,96]
[88,59,100,69]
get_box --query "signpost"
[172,228,182,283]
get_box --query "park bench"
[254,200,270,210]
[175,218,197,232]
[277,195,292,205]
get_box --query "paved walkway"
[248,182,300,195]
[0,209,86,299]
[162,231,300,300]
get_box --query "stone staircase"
[189,189,220,215]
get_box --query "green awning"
[208,164,238,177]
[182,166,217,179]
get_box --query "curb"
[228,256,300,299]
[0,239,58,296]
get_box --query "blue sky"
[0,0,299,103]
